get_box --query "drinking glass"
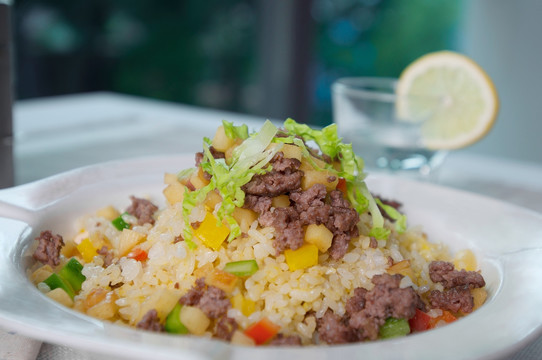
[331,77,448,178]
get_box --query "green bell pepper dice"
[164,303,189,334]
[43,273,75,299]
[58,258,86,292]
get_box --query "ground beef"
[348,273,418,341]
[136,309,163,332]
[242,152,303,197]
[327,233,351,260]
[97,246,114,267]
[429,261,485,289]
[268,333,302,346]
[429,286,474,313]
[244,194,272,215]
[345,287,367,315]
[260,207,304,253]
[126,196,158,225]
[317,310,360,344]
[179,278,230,319]
[214,316,238,341]
[179,277,206,306]
[326,191,359,233]
[195,151,204,167]
[32,230,64,267]
[198,286,231,319]
[291,184,359,260]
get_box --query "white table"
[3,92,542,359]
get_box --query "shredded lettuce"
[222,120,249,140]
[375,198,407,234]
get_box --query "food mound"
[29,119,487,346]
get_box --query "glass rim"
[331,77,398,102]
[331,76,443,103]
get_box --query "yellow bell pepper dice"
[76,238,98,263]
[193,212,230,251]
[284,244,319,271]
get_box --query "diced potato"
[163,182,186,205]
[301,169,338,192]
[453,249,477,272]
[304,224,333,252]
[387,259,415,280]
[164,172,179,185]
[96,205,121,221]
[61,238,77,258]
[204,190,222,210]
[224,141,242,164]
[118,229,146,257]
[87,293,118,320]
[231,330,256,346]
[284,244,319,271]
[272,195,290,208]
[31,265,54,285]
[46,288,74,308]
[179,305,210,335]
[193,212,230,250]
[299,155,326,172]
[471,287,487,311]
[205,268,238,293]
[280,144,303,161]
[232,208,258,233]
[212,125,237,152]
[189,167,210,190]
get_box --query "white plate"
[0,154,541,360]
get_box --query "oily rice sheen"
[29,119,486,346]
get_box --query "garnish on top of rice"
[29,119,487,346]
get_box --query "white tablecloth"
[2,92,542,359]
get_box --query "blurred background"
[10,0,542,163]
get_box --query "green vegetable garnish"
[222,119,249,140]
[379,317,410,339]
[375,198,407,234]
[223,260,259,276]
[43,273,75,299]
[58,258,86,292]
[112,213,130,231]
[164,303,189,334]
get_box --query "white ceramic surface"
[0,154,541,360]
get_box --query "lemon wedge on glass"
[395,51,499,150]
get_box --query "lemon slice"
[396,51,499,150]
